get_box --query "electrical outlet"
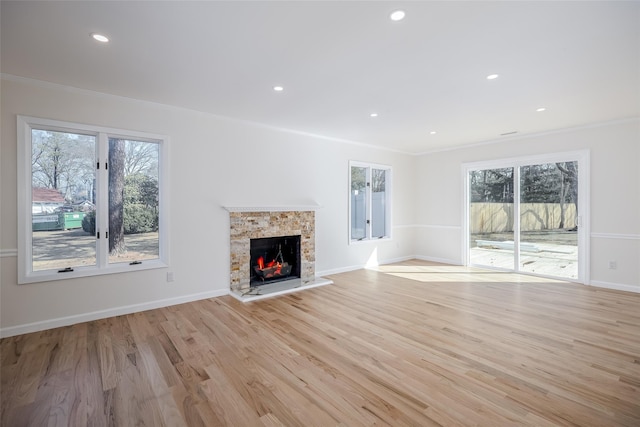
[167,271,174,282]
[608,261,617,270]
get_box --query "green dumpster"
[32,213,63,231]
[62,212,85,230]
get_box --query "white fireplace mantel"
[222,205,322,213]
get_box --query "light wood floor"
[2,260,639,426]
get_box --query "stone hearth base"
[229,277,333,302]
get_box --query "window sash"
[30,128,98,272]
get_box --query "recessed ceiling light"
[486,74,499,80]
[273,86,284,92]
[390,10,405,21]
[430,131,437,135]
[536,107,546,112]
[370,113,379,118]
[91,33,109,43]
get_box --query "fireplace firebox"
[250,235,301,287]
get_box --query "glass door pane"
[469,168,515,269]
[519,162,578,279]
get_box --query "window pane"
[469,167,514,269]
[31,129,97,271]
[351,166,367,240]
[108,139,160,264]
[371,168,386,238]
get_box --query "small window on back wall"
[17,116,168,284]
[349,161,392,243]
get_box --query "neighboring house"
[73,200,95,212]
[32,187,65,214]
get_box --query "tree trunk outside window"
[109,138,126,255]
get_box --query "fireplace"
[225,206,332,300]
[250,235,301,287]
[225,208,317,294]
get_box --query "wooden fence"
[470,203,577,233]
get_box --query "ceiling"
[2,1,639,154]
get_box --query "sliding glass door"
[465,152,588,282]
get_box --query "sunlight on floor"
[372,263,567,284]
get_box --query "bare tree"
[32,132,65,190]
[31,130,95,201]
[556,162,578,229]
[470,168,513,202]
[371,169,386,193]
[124,140,158,177]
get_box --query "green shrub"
[123,174,158,234]
[82,211,96,234]
[124,204,158,234]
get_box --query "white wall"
[0,77,417,336]
[2,76,637,337]
[414,119,640,291]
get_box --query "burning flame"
[256,256,283,276]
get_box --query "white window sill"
[349,236,392,245]
[19,259,168,284]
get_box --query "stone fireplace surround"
[224,205,331,301]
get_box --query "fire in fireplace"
[250,235,301,287]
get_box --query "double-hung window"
[349,161,392,242]
[17,116,168,283]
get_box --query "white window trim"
[348,160,392,244]
[461,150,590,284]
[17,115,170,284]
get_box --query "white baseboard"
[589,280,640,294]
[317,255,416,277]
[316,264,364,277]
[415,255,462,266]
[0,289,229,338]
[376,255,416,265]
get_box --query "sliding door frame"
[462,150,590,284]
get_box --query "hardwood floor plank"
[171,384,207,427]
[84,322,108,426]
[259,412,286,427]
[2,260,639,426]
[47,369,75,427]
[157,386,188,427]
[198,376,262,426]
[111,363,143,426]
[66,323,91,427]
[97,330,117,391]
[10,340,55,407]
